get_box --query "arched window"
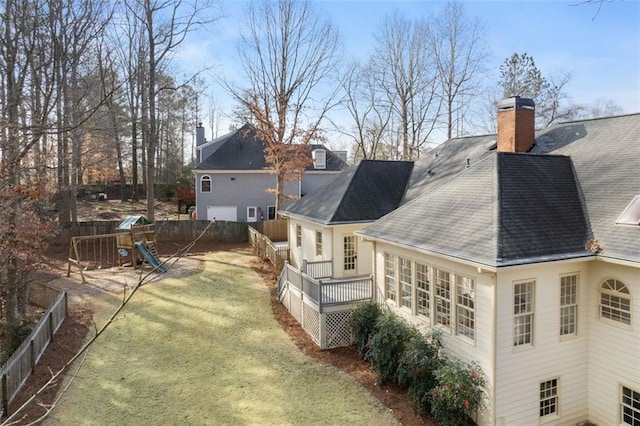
[200,175,211,192]
[599,279,631,325]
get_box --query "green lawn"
[47,250,398,425]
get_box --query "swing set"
[67,216,160,283]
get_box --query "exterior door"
[247,206,258,222]
[343,235,357,275]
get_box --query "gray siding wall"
[195,171,341,221]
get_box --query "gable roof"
[194,124,346,172]
[359,113,640,267]
[282,160,414,225]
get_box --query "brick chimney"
[497,96,535,153]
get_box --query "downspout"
[372,241,377,304]
[492,271,498,425]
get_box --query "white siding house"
[354,100,640,425]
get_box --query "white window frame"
[599,278,631,326]
[315,231,322,257]
[560,273,578,337]
[434,268,451,328]
[455,274,475,340]
[384,253,396,302]
[621,385,640,425]
[295,225,301,248]
[540,378,559,418]
[200,175,211,192]
[399,257,412,310]
[416,263,430,320]
[514,280,535,347]
[312,149,326,169]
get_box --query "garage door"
[207,206,237,222]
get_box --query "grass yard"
[46,250,398,425]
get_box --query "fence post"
[2,373,8,417]
[30,340,36,373]
[48,312,54,343]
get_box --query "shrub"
[368,312,416,385]
[397,330,445,414]
[431,360,486,426]
[350,302,383,360]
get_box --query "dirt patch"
[6,243,434,425]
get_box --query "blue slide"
[135,242,166,273]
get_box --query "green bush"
[368,312,416,385]
[430,360,486,426]
[350,302,383,360]
[397,330,445,414]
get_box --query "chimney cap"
[497,96,535,111]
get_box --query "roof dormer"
[312,148,326,169]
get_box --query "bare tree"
[126,0,220,221]
[431,1,489,139]
[228,0,340,214]
[335,61,392,160]
[370,12,441,160]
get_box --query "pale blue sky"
[178,0,640,145]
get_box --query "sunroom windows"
[383,253,474,340]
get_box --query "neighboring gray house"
[192,124,347,222]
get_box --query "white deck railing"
[302,259,333,279]
[279,263,372,312]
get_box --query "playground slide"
[135,242,166,273]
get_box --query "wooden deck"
[278,263,373,349]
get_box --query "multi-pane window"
[399,257,412,309]
[315,231,322,256]
[456,274,475,339]
[200,175,211,192]
[416,263,430,319]
[540,379,558,417]
[384,253,396,301]
[600,279,631,325]
[622,385,640,425]
[434,268,451,327]
[295,225,301,247]
[560,274,578,336]
[514,281,535,346]
[343,235,356,271]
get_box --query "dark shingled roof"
[282,160,414,225]
[194,124,346,171]
[359,113,640,266]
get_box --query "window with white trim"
[295,225,301,248]
[540,378,558,418]
[455,274,475,340]
[560,274,578,336]
[399,257,412,309]
[384,253,396,302]
[200,175,211,192]
[514,280,535,346]
[315,231,322,256]
[267,206,276,220]
[434,268,451,328]
[622,385,640,425]
[600,279,631,325]
[416,263,430,319]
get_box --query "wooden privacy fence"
[248,227,289,274]
[0,290,68,417]
[255,219,288,242]
[57,220,250,243]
